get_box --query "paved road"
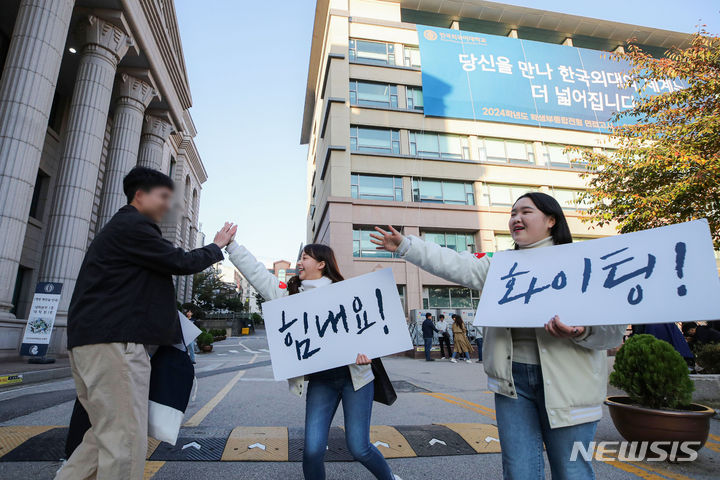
[0,333,718,480]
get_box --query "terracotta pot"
[200,344,213,353]
[605,396,715,449]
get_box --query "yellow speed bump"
[221,426,288,461]
[0,426,57,458]
[146,436,162,459]
[369,425,417,459]
[438,423,502,454]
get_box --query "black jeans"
[438,334,452,358]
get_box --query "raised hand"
[213,222,237,249]
[369,225,404,253]
[544,315,586,339]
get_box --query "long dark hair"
[513,192,573,248]
[452,314,465,331]
[287,243,344,295]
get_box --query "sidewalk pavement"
[0,356,71,389]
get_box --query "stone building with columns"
[0,0,207,359]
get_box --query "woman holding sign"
[226,241,398,480]
[371,192,624,480]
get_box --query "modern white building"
[0,0,207,358]
[300,0,691,316]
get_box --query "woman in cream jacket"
[226,241,397,480]
[371,192,624,480]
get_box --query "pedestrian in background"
[56,167,234,480]
[226,241,399,480]
[371,191,624,480]
[422,312,439,362]
[449,314,473,363]
[436,314,452,359]
[474,326,484,363]
[184,308,197,364]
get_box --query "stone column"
[137,114,172,170]
[0,0,74,319]
[40,16,131,313]
[98,73,155,228]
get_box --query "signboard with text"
[473,220,720,327]
[262,269,412,381]
[20,282,63,357]
[416,25,684,133]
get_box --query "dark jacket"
[422,318,438,339]
[67,205,223,348]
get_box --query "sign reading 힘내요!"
[20,282,63,357]
[416,25,685,133]
[262,269,412,381]
[474,220,720,328]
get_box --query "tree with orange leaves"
[577,30,720,247]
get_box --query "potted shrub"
[197,332,214,353]
[605,334,715,450]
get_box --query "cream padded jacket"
[397,235,625,428]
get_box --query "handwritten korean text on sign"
[474,220,720,327]
[262,269,413,380]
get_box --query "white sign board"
[474,220,720,327]
[262,268,412,380]
[20,282,63,357]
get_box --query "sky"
[174,0,719,267]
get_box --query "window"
[484,184,539,206]
[351,174,403,201]
[349,39,395,66]
[397,285,407,313]
[349,81,398,108]
[423,286,481,308]
[552,188,589,210]
[412,179,474,205]
[494,234,515,252]
[28,170,50,220]
[353,227,398,258]
[169,156,176,178]
[409,132,470,160]
[350,126,400,155]
[406,86,424,111]
[542,144,587,168]
[403,46,421,68]
[422,231,475,253]
[10,266,29,316]
[478,138,535,164]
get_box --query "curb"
[0,366,72,389]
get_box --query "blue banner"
[416,26,683,133]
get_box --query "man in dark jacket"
[56,167,236,480]
[422,312,438,362]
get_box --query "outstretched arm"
[226,241,285,301]
[370,226,491,291]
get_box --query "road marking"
[237,340,261,354]
[184,354,257,427]
[710,434,720,442]
[374,440,389,448]
[423,392,496,420]
[428,438,446,446]
[599,451,695,480]
[439,423,501,454]
[485,436,499,443]
[248,443,266,450]
[143,460,164,479]
[222,426,288,461]
[182,441,201,450]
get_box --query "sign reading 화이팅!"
[416,25,685,133]
[262,269,412,380]
[20,282,63,357]
[474,220,720,328]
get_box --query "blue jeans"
[303,375,394,480]
[495,362,597,480]
[187,340,196,363]
[475,337,484,361]
[423,337,433,360]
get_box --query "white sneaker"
[465,359,472,364]
[450,358,457,363]
[440,356,446,360]
[394,475,403,480]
